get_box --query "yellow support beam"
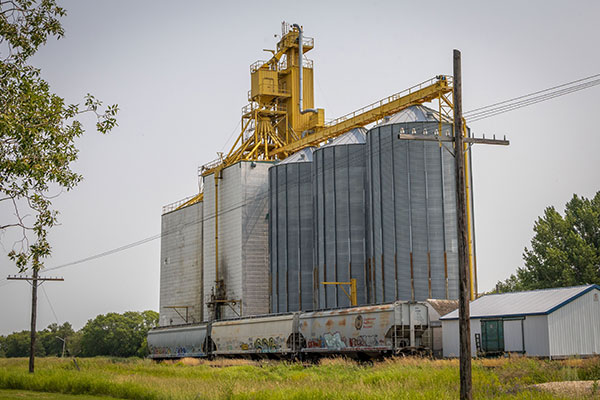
[174,192,203,211]
[321,279,358,306]
[273,77,452,156]
[462,121,476,301]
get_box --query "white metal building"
[202,161,273,319]
[440,284,600,358]
[158,201,204,326]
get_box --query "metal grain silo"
[269,148,315,313]
[366,105,470,303]
[313,128,368,309]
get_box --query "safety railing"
[301,36,314,48]
[162,195,196,214]
[201,156,223,174]
[251,56,313,74]
[325,75,452,127]
[241,102,257,115]
[250,60,282,73]
[242,101,287,115]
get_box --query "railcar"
[148,301,431,360]
[147,323,209,359]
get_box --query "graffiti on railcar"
[323,332,345,350]
[233,336,285,353]
[149,345,203,357]
[305,331,384,350]
[253,337,278,352]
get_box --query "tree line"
[496,192,600,292]
[0,310,157,358]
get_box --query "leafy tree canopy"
[2,330,45,357]
[0,313,157,358]
[37,322,74,356]
[80,310,158,358]
[496,192,600,292]
[1,0,118,272]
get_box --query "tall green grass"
[0,356,594,399]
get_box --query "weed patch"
[0,357,591,399]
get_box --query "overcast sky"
[1,0,599,335]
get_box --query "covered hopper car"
[148,301,431,360]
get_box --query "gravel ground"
[532,381,599,398]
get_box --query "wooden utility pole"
[7,272,64,373]
[29,267,38,373]
[453,49,472,400]
[397,49,508,399]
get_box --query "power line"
[38,73,600,273]
[464,73,600,115]
[45,234,160,272]
[41,285,60,325]
[220,119,242,153]
[44,194,262,272]
[466,79,600,122]
[43,142,403,272]
[464,73,600,122]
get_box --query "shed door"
[481,319,504,353]
[503,319,524,353]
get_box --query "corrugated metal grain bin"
[366,105,470,302]
[269,148,315,313]
[313,128,368,309]
[148,324,208,359]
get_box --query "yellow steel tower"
[202,22,324,177]
[185,22,492,317]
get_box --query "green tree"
[80,311,158,357]
[38,322,74,356]
[66,330,82,356]
[497,192,600,292]
[0,0,118,273]
[3,330,45,357]
[0,335,6,357]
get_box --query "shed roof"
[427,299,459,317]
[440,284,600,320]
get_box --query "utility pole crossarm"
[7,275,64,282]
[397,134,509,146]
[7,272,64,374]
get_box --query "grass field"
[0,356,598,399]
[0,389,118,399]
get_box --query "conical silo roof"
[376,105,452,126]
[322,127,367,147]
[279,147,315,164]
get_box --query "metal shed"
[440,285,600,358]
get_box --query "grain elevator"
[157,23,480,326]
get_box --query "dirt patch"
[532,380,599,398]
